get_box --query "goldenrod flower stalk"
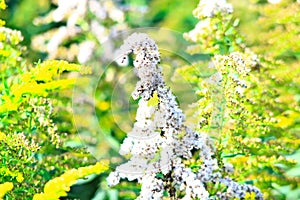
[0,60,91,113]
[33,160,109,200]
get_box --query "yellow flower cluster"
[0,166,24,184]
[0,0,6,10]
[33,160,109,200]
[0,60,91,113]
[21,60,91,83]
[0,182,13,199]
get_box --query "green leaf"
[233,18,240,27]
[236,37,243,44]
[225,27,234,36]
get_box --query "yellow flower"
[148,92,159,107]
[97,101,110,111]
[0,182,13,199]
[0,0,6,10]
[0,132,6,141]
[244,192,256,200]
[16,173,24,183]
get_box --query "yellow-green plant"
[232,0,300,134]
[236,0,300,60]
[0,1,98,199]
[232,1,300,197]
[179,0,300,199]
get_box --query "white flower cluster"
[32,0,126,63]
[107,33,263,199]
[212,51,260,97]
[183,0,238,53]
[193,0,233,19]
[9,132,40,153]
[184,18,212,43]
[215,177,263,199]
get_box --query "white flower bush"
[107,33,263,200]
[32,0,127,63]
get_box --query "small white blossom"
[224,163,234,174]
[107,172,120,186]
[77,41,96,64]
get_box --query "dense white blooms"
[107,33,263,199]
[136,175,164,200]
